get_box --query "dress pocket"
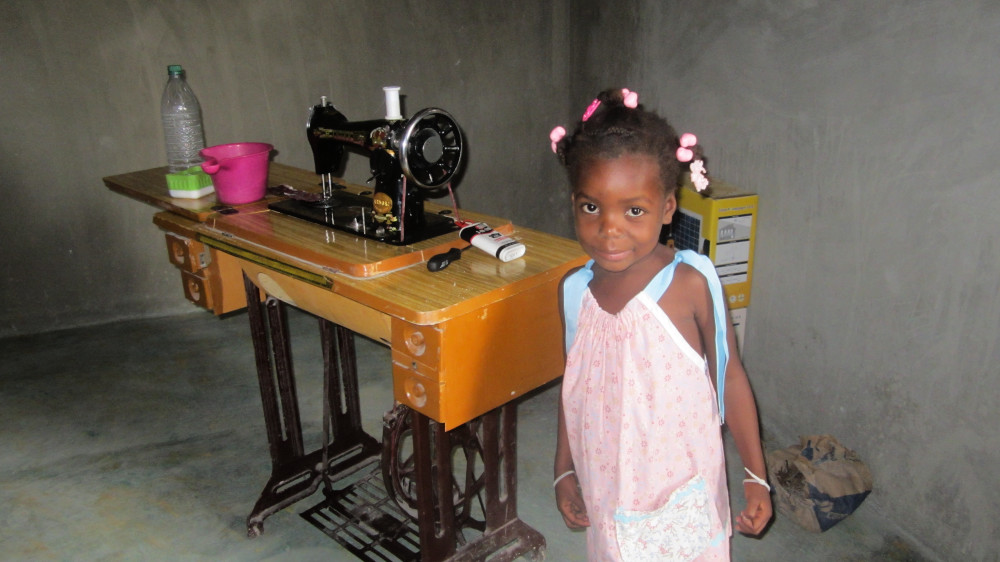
[613,474,719,561]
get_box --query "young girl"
[550,89,772,560]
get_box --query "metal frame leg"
[243,274,380,537]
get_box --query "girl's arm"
[553,268,590,529]
[719,325,772,535]
[554,397,590,528]
[690,270,772,535]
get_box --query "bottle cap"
[167,64,183,75]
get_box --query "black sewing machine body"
[269,96,464,245]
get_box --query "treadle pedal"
[300,464,420,562]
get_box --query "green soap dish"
[166,166,215,199]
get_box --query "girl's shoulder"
[669,250,719,294]
[560,262,595,352]
[657,253,715,315]
[559,262,593,300]
[560,262,591,284]
[672,261,711,293]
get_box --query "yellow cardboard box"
[671,180,758,308]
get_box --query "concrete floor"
[1,308,928,561]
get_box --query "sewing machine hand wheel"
[398,108,464,189]
[381,403,486,532]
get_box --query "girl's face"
[572,153,676,273]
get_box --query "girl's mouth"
[594,248,631,263]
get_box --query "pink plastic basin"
[199,142,273,205]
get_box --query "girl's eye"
[626,207,646,217]
[580,202,599,214]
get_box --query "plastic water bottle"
[161,65,205,172]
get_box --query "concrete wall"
[592,1,995,559]
[3,0,998,559]
[0,0,573,335]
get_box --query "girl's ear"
[662,193,677,225]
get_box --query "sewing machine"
[269,88,464,245]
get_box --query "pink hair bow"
[621,88,638,108]
[581,99,601,122]
[676,132,709,192]
[689,159,709,192]
[676,133,698,162]
[550,126,566,153]
[581,88,639,122]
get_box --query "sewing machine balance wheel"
[398,108,464,189]
[381,403,487,533]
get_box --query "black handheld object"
[427,246,470,272]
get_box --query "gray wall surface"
[2,0,997,559]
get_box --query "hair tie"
[581,88,640,123]
[621,88,638,108]
[689,159,710,192]
[676,133,698,162]
[550,126,566,153]
[676,132,709,192]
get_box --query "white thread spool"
[383,86,402,120]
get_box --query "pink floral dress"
[561,250,732,561]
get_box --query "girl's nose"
[599,215,623,237]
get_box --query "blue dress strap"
[643,250,730,422]
[561,261,594,352]
[560,250,730,422]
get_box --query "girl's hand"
[735,483,772,535]
[554,475,590,529]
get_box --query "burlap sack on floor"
[766,435,873,532]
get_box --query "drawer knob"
[404,328,426,356]
[404,378,427,408]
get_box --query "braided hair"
[552,88,705,196]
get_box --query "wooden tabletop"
[106,164,586,326]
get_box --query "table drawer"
[391,276,566,429]
[165,233,210,273]
[180,270,213,309]
[239,261,392,345]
